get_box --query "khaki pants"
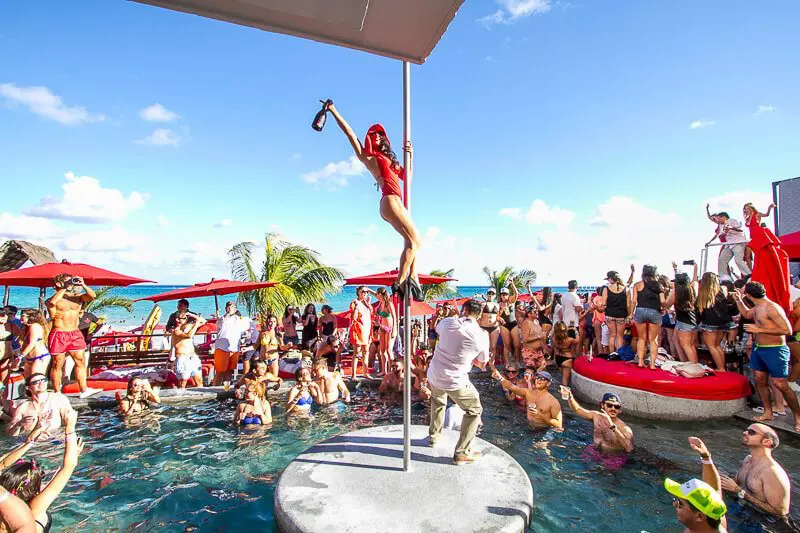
[429,382,483,456]
[718,243,751,279]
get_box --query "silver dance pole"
[402,60,412,472]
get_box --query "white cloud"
[213,219,232,228]
[355,224,378,236]
[479,0,551,25]
[499,199,575,228]
[300,156,366,188]
[139,103,180,122]
[755,105,776,115]
[25,171,146,224]
[425,227,442,240]
[157,215,169,227]
[0,213,57,240]
[61,226,143,253]
[0,83,107,125]
[289,153,302,161]
[705,190,772,223]
[689,119,715,130]
[135,128,181,146]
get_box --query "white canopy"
[131,0,464,64]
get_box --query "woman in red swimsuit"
[327,101,422,300]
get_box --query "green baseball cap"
[664,478,727,520]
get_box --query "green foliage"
[84,286,134,315]
[420,268,457,301]
[228,233,345,316]
[481,266,537,293]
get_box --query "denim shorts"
[633,308,661,325]
[700,322,734,332]
[675,321,699,332]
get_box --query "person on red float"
[327,101,422,300]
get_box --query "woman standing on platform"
[327,101,422,300]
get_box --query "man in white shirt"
[427,299,491,465]
[560,280,582,332]
[706,208,751,281]
[212,301,251,386]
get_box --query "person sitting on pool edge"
[285,367,320,415]
[118,377,161,416]
[0,409,84,533]
[493,368,563,430]
[564,391,634,454]
[235,382,271,426]
[312,358,350,406]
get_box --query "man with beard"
[493,368,562,430]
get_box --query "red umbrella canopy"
[135,279,278,302]
[0,260,153,288]
[780,230,800,261]
[344,269,456,286]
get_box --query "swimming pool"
[6,380,800,532]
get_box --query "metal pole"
[214,293,220,316]
[2,286,9,306]
[402,60,412,472]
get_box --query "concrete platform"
[571,371,746,420]
[65,386,236,409]
[734,410,800,438]
[274,424,534,533]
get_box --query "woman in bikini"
[260,314,289,378]
[0,410,83,533]
[551,321,579,386]
[301,304,318,350]
[318,305,337,344]
[601,271,628,354]
[498,282,520,368]
[479,288,501,363]
[235,381,272,426]
[327,101,421,300]
[519,306,546,371]
[374,287,397,377]
[20,310,50,379]
[532,286,555,338]
[286,367,321,416]
[118,377,161,416]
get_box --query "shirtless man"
[5,373,75,440]
[315,335,344,369]
[313,358,350,405]
[379,359,404,394]
[45,274,100,397]
[171,312,206,388]
[493,368,563,430]
[718,423,791,518]
[565,391,634,454]
[731,281,800,431]
[479,288,501,363]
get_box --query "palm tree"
[84,286,134,315]
[420,268,457,301]
[228,233,345,316]
[481,266,537,293]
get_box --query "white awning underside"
[131,0,464,64]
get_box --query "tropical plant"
[481,266,537,294]
[228,233,345,316]
[420,268,457,301]
[83,286,134,315]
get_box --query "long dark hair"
[674,273,695,312]
[375,132,401,170]
[302,304,316,319]
[0,460,43,503]
[641,265,661,293]
[541,287,553,304]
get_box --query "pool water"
[5,380,799,532]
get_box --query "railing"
[699,242,727,276]
[87,332,212,369]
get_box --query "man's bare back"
[315,371,349,405]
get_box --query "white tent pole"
[402,60,412,472]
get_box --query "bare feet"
[753,414,774,422]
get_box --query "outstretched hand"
[688,436,710,456]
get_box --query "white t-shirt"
[561,291,581,326]
[427,317,490,391]
[214,314,251,352]
[717,219,747,245]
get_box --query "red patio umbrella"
[780,230,800,261]
[135,278,279,314]
[0,260,153,288]
[343,269,455,286]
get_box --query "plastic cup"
[560,386,570,400]
[223,381,230,392]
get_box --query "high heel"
[392,281,405,299]
[407,278,423,301]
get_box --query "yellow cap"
[664,478,727,520]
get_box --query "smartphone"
[682,260,696,266]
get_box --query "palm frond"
[84,286,134,314]
[421,268,456,301]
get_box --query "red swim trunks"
[48,330,87,354]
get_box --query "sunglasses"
[745,427,764,437]
[507,370,519,374]
[534,375,550,381]
[28,379,47,386]
[673,497,687,508]
[603,402,622,410]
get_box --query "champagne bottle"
[311,99,333,132]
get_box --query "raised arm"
[328,103,366,162]
[565,389,595,421]
[75,277,96,303]
[492,369,528,397]
[0,422,43,469]
[705,203,715,222]
[688,437,721,493]
[731,292,754,320]
[626,264,635,287]
[30,412,83,517]
[508,279,519,304]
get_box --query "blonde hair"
[697,272,720,312]
[553,321,568,345]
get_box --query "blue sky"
[0,0,796,285]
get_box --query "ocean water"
[3,285,573,327]
[4,380,797,532]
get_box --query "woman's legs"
[489,327,501,364]
[702,331,726,371]
[510,327,522,367]
[677,330,698,363]
[499,326,512,367]
[380,196,421,286]
[561,359,573,386]
[607,320,620,353]
[593,323,603,355]
[668,328,686,361]
[648,323,661,369]
[635,322,648,367]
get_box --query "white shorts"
[601,323,610,346]
[175,353,201,380]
